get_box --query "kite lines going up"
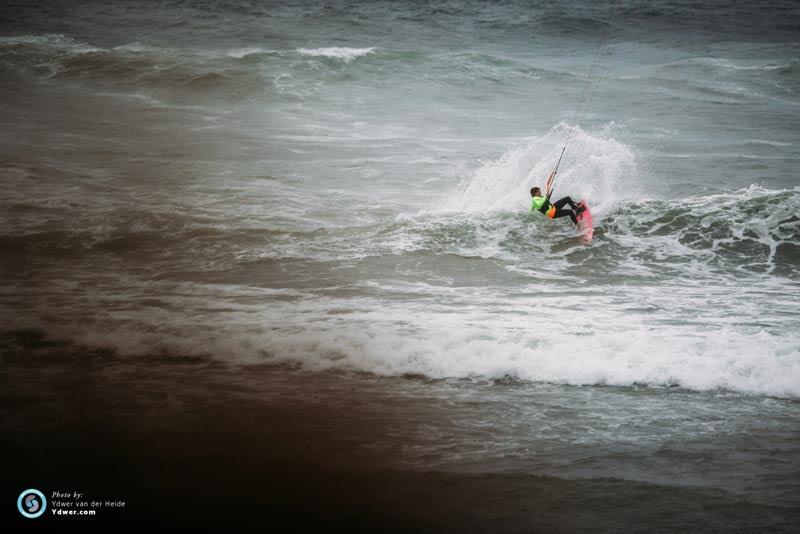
[545,24,619,197]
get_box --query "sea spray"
[441,123,638,216]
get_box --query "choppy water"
[1,0,799,528]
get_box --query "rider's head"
[530,187,541,197]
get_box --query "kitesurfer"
[529,173,584,225]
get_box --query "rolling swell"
[603,187,800,277]
[0,35,271,101]
[0,32,613,106]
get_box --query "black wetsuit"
[550,196,580,225]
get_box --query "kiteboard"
[576,200,593,245]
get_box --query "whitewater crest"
[8,301,798,399]
[0,33,101,53]
[296,47,376,62]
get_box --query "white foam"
[110,42,148,53]
[12,265,796,400]
[0,33,101,54]
[742,139,793,147]
[662,57,792,72]
[333,282,795,396]
[297,47,376,62]
[225,47,273,59]
[254,326,800,398]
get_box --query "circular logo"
[17,489,46,519]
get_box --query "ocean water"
[1,0,799,529]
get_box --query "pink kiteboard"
[576,200,593,245]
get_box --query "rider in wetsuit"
[529,172,584,225]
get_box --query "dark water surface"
[3,348,799,530]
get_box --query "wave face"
[1,1,799,398]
